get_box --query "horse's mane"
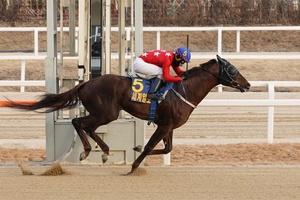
[187,59,217,74]
[200,59,217,67]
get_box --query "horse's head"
[214,55,250,92]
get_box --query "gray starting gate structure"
[45,0,145,164]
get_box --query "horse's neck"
[185,69,218,105]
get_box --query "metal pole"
[59,1,64,90]
[69,0,76,56]
[105,0,111,75]
[186,34,189,70]
[130,0,134,73]
[45,0,58,162]
[118,0,126,76]
[134,0,143,56]
[133,0,145,162]
[78,0,87,82]
[118,0,126,118]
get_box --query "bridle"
[202,55,240,88]
[172,55,244,109]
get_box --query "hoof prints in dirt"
[17,162,69,176]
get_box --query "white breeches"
[133,58,163,79]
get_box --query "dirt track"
[0,164,300,200]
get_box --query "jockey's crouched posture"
[133,47,191,100]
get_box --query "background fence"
[142,0,300,26]
[1,26,300,92]
[1,26,300,55]
[1,0,300,26]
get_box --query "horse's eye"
[228,65,238,75]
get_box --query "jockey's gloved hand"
[182,71,189,80]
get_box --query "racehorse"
[4,55,250,174]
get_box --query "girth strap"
[148,99,158,123]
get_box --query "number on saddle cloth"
[130,77,173,103]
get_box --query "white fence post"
[217,28,222,55]
[163,153,170,166]
[156,31,160,50]
[217,85,223,92]
[75,30,78,53]
[20,60,26,92]
[236,30,240,52]
[34,29,39,56]
[267,82,275,143]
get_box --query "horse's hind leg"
[84,127,110,163]
[72,115,110,162]
[72,117,92,161]
[72,117,92,160]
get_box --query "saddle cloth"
[130,77,173,104]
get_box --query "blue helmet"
[176,47,191,62]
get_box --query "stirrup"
[147,93,164,100]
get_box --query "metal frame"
[45,0,145,164]
[45,0,58,161]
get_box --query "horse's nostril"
[232,82,238,87]
[247,83,251,88]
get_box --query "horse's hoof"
[126,171,133,176]
[79,152,86,161]
[133,145,142,152]
[102,154,108,163]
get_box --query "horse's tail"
[5,82,87,113]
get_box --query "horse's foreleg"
[72,117,92,160]
[133,131,173,155]
[149,130,173,155]
[129,126,172,174]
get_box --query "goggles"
[180,59,186,64]
[175,54,186,64]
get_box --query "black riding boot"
[147,78,164,100]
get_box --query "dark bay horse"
[5,55,250,174]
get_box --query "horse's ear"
[216,55,226,65]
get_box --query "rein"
[171,87,197,108]
[170,58,240,109]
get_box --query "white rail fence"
[141,26,300,59]
[0,27,78,56]
[162,81,300,165]
[0,56,75,92]
[1,26,300,90]
[1,26,300,57]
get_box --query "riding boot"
[147,78,164,100]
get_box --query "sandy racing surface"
[1,164,300,200]
[1,138,300,200]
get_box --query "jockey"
[133,47,191,100]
